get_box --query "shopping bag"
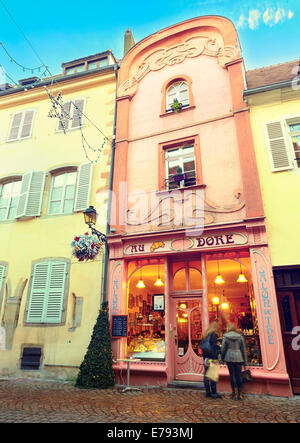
[206,361,219,383]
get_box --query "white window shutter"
[27,262,49,323]
[58,101,71,131]
[73,163,92,212]
[20,110,35,138]
[45,262,67,323]
[16,171,45,218]
[16,172,32,218]
[265,120,294,172]
[25,171,46,216]
[7,112,22,141]
[71,99,85,129]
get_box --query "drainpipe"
[101,63,119,304]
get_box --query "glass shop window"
[206,255,262,366]
[172,259,202,292]
[126,261,165,361]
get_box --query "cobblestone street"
[0,378,299,424]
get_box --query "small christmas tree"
[75,301,115,389]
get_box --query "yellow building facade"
[245,61,300,394]
[0,51,117,380]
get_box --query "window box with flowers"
[71,233,103,261]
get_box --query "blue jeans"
[226,362,243,389]
[204,363,217,394]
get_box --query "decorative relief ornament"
[118,35,240,98]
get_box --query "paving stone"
[0,378,299,423]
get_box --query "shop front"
[108,225,293,397]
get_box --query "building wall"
[0,69,116,379]
[248,92,300,266]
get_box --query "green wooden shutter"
[73,163,92,212]
[58,101,71,131]
[7,112,22,141]
[16,171,45,218]
[71,99,85,129]
[27,261,67,324]
[20,110,35,139]
[265,120,294,172]
[44,262,67,323]
[27,262,49,323]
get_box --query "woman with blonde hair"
[221,323,248,400]
[200,321,222,399]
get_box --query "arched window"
[166,81,189,111]
[0,178,22,220]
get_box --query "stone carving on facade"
[126,188,245,229]
[118,35,240,98]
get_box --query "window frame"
[47,168,78,216]
[158,135,203,191]
[6,109,36,142]
[161,75,195,116]
[0,177,22,221]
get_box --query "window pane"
[182,145,194,155]
[53,174,65,187]
[51,187,63,201]
[2,182,12,196]
[76,64,85,72]
[183,158,195,172]
[173,268,186,291]
[0,208,7,220]
[63,199,74,214]
[99,58,108,67]
[7,195,19,220]
[66,172,77,185]
[12,181,22,195]
[64,184,75,199]
[88,61,97,70]
[165,148,179,158]
[290,123,300,132]
[66,67,75,75]
[49,201,61,214]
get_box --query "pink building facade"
[108,16,293,396]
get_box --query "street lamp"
[83,206,107,243]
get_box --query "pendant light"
[237,263,248,283]
[136,266,146,288]
[214,260,224,284]
[154,262,164,287]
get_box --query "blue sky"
[0,0,299,85]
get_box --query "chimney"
[124,29,135,57]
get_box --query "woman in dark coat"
[201,321,222,399]
[221,323,248,400]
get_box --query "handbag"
[241,369,253,382]
[206,361,219,383]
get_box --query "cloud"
[248,9,260,30]
[237,6,294,30]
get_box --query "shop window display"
[126,262,166,361]
[206,255,262,365]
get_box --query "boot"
[237,387,244,400]
[231,387,237,400]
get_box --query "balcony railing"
[165,170,196,190]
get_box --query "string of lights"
[0,42,45,73]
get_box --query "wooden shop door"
[171,297,204,381]
[277,290,300,394]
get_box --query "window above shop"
[165,144,196,190]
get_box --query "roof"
[245,59,300,90]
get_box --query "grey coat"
[221,331,248,364]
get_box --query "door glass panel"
[176,299,202,358]
[177,308,189,357]
[191,307,202,355]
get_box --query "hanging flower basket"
[71,232,103,262]
[171,98,183,113]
